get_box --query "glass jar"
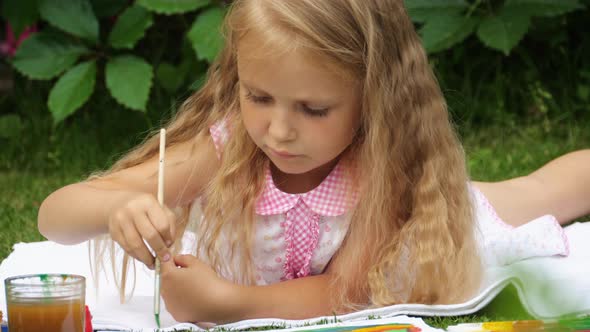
[4,274,85,332]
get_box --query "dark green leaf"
[48,60,97,124]
[12,32,89,80]
[477,9,531,55]
[38,0,99,42]
[419,13,477,53]
[156,62,185,93]
[404,0,468,23]
[187,6,226,63]
[136,0,211,15]
[108,5,154,49]
[106,55,153,112]
[90,0,129,18]
[504,0,583,17]
[1,0,39,37]
[0,114,23,139]
[577,85,590,101]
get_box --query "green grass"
[0,172,75,258]
[1,114,589,330]
[463,118,590,181]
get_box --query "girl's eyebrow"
[240,80,269,94]
[240,80,340,106]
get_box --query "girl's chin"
[271,163,309,175]
[269,158,313,175]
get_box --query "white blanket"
[1,222,589,331]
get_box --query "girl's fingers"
[111,222,140,262]
[108,194,176,268]
[116,235,149,269]
[109,221,125,248]
[146,204,174,247]
[172,254,196,268]
[121,220,155,268]
[164,207,177,246]
[134,210,170,261]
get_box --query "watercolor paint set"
[446,317,590,332]
[300,323,421,332]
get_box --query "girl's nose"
[268,107,296,142]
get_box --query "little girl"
[37,0,590,325]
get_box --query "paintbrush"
[154,128,166,328]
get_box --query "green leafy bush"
[407,0,590,124]
[1,0,588,135]
[429,6,590,124]
[2,0,226,125]
[406,0,586,55]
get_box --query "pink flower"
[0,23,38,57]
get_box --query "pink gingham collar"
[255,161,358,217]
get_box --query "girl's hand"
[160,254,240,323]
[107,192,176,269]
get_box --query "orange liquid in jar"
[7,298,84,332]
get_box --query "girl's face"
[237,34,362,177]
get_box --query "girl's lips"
[269,147,298,158]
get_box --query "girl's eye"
[245,90,329,117]
[302,105,329,117]
[245,91,272,104]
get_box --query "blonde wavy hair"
[92,0,482,311]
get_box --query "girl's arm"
[473,149,590,226]
[233,273,337,321]
[161,254,362,323]
[38,134,219,245]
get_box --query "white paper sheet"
[1,222,589,331]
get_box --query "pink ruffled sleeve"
[209,119,229,159]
